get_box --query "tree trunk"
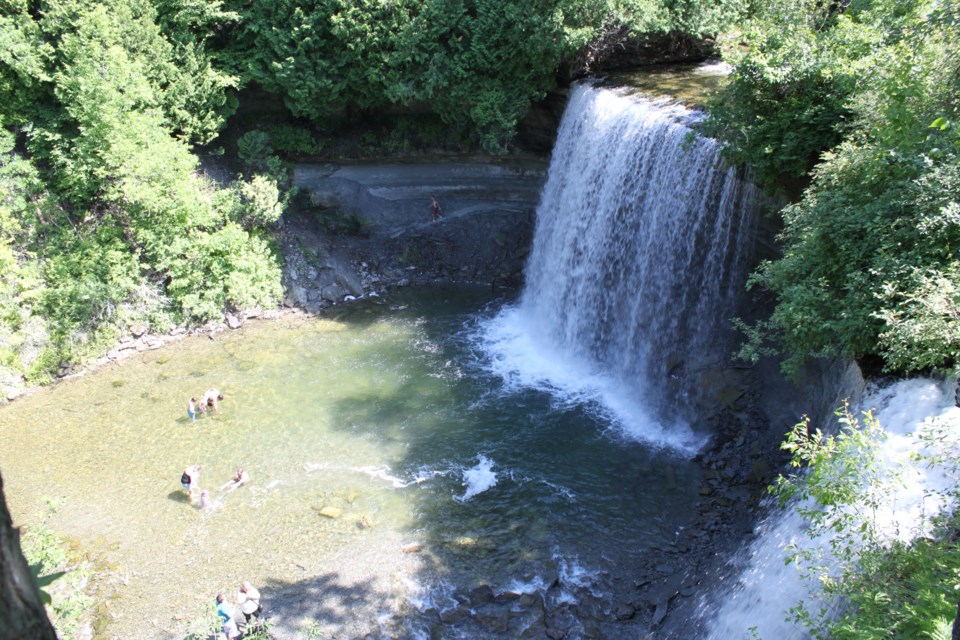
[953,597,960,640]
[0,472,58,640]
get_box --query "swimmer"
[203,388,223,414]
[220,468,250,493]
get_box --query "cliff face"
[279,160,549,310]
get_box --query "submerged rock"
[313,506,342,519]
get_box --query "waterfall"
[703,378,960,639]
[481,82,756,452]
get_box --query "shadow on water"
[312,286,702,638]
[167,490,192,504]
[262,573,386,635]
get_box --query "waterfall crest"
[481,83,756,451]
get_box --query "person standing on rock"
[429,195,443,221]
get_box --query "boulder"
[315,506,342,519]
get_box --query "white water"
[481,83,756,452]
[705,378,960,639]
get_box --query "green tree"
[0,0,283,384]
[724,0,960,375]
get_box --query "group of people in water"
[187,387,223,421]
[216,581,263,639]
[178,388,264,637]
[180,464,250,509]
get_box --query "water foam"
[705,378,960,639]
[456,455,498,502]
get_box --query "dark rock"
[469,584,495,605]
[651,600,669,626]
[474,608,508,633]
[439,605,470,624]
[616,604,636,621]
[320,284,345,302]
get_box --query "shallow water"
[606,61,731,107]
[0,286,701,638]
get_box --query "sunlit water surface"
[0,287,700,638]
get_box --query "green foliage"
[224,0,744,152]
[773,403,960,640]
[21,499,94,640]
[263,124,322,156]
[703,0,860,190]
[237,129,274,169]
[720,0,960,376]
[0,0,285,385]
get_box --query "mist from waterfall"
[481,82,756,452]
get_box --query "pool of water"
[0,286,701,638]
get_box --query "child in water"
[187,397,198,421]
[220,468,250,493]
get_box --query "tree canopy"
[712,0,960,377]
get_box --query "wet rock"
[615,604,637,621]
[468,585,495,605]
[321,284,345,302]
[651,599,669,626]
[285,285,308,307]
[402,542,424,554]
[338,270,364,297]
[439,605,470,624]
[130,323,149,338]
[225,313,243,329]
[357,515,374,529]
[494,590,521,604]
[474,608,508,633]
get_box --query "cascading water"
[482,82,757,451]
[703,378,960,639]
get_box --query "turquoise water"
[0,286,701,638]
